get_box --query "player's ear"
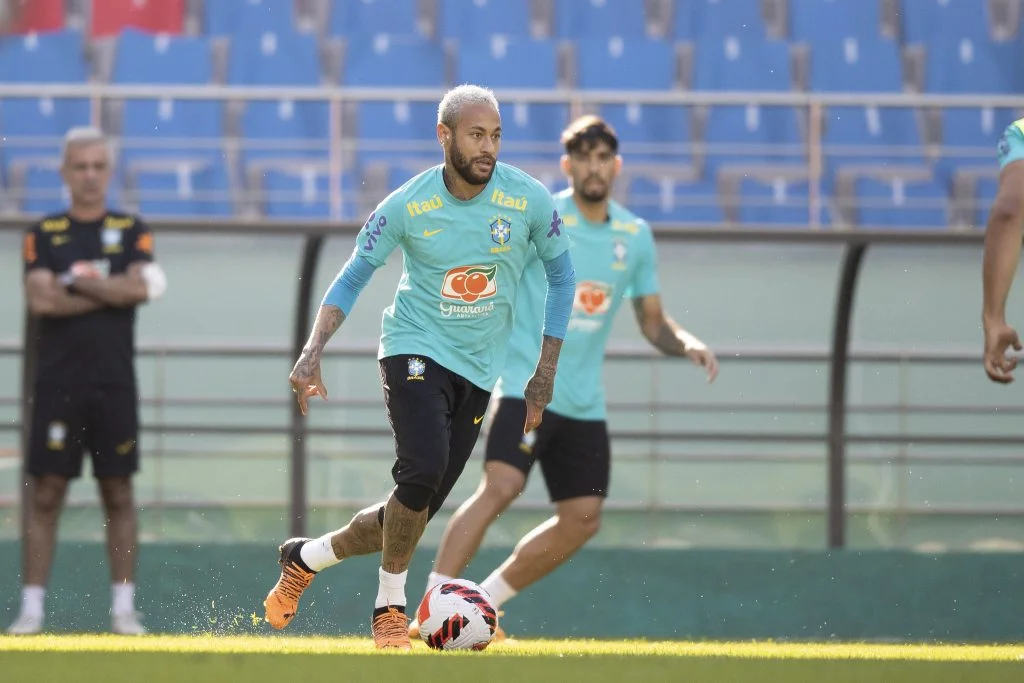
[614,154,623,175]
[437,123,449,146]
[560,154,571,177]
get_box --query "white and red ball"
[416,578,497,651]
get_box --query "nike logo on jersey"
[473,415,484,424]
[423,229,443,237]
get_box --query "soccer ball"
[415,578,498,651]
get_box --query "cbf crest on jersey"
[489,216,512,254]
[612,238,628,270]
[407,357,426,381]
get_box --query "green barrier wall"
[0,542,1020,642]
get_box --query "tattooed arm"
[633,294,719,382]
[290,250,379,414]
[524,335,564,433]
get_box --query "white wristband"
[140,262,167,301]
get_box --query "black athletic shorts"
[27,384,140,479]
[379,354,491,518]
[484,397,611,502]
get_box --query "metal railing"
[0,216,1007,549]
[0,85,1020,228]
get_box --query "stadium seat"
[737,176,813,226]
[822,106,926,177]
[924,35,1022,93]
[671,0,695,40]
[454,36,562,159]
[703,105,804,172]
[112,30,221,164]
[692,0,768,41]
[5,0,64,34]
[789,0,882,43]
[329,0,423,40]
[438,0,533,41]
[576,36,675,90]
[628,177,724,224]
[555,0,649,39]
[261,167,357,219]
[933,107,1016,184]
[204,0,296,36]
[854,176,948,228]
[900,0,991,45]
[974,175,998,227]
[0,31,90,171]
[809,35,903,92]
[693,35,792,91]
[18,164,125,214]
[131,160,233,216]
[343,36,446,162]
[229,30,329,163]
[599,104,692,165]
[91,0,184,38]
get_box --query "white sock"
[480,571,517,609]
[112,582,135,616]
[20,585,45,618]
[375,568,408,609]
[426,571,453,593]
[299,533,342,572]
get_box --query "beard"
[577,176,609,202]
[450,139,495,186]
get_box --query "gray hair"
[62,126,110,160]
[437,84,500,131]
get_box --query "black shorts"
[379,354,491,518]
[27,385,140,479]
[484,397,610,502]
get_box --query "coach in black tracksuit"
[7,127,167,636]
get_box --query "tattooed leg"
[329,503,385,560]
[380,496,429,574]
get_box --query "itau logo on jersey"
[574,281,612,315]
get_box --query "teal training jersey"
[997,118,1024,169]
[494,189,660,420]
[356,162,570,391]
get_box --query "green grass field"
[1,635,1021,683]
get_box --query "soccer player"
[262,85,576,649]
[983,117,1024,384]
[409,115,719,639]
[9,127,167,635]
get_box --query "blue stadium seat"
[229,30,329,163]
[204,0,295,36]
[133,160,233,216]
[672,0,695,40]
[113,30,221,164]
[809,36,903,92]
[855,176,948,228]
[924,36,1022,93]
[789,0,882,43]
[703,105,803,171]
[900,0,990,45]
[576,37,674,90]
[823,106,926,175]
[261,167,357,219]
[343,35,445,86]
[934,107,1016,183]
[692,0,768,41]
[737,177,813,225]
[438,0,532,41]
[974,175,998,227]
[555,0,648,39]
[455,36,557,87]
[628,177,724,224]
[500,102,568,161]
[329,0,422,39]
[693,35,791,91]
[20,166,67,215]
[0,30,90,169]
[386,160,441,192]
[356,101,438,160]
[599,104,692,165]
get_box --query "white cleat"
[6,612,44,635]
[111,611,148,635]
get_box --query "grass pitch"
[1,635,1021,682]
